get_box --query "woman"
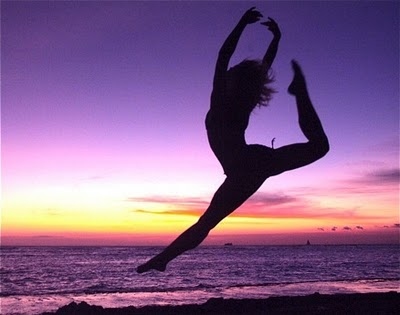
[137,8,329,273]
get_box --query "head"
[227,59,275,112]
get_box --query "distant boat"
[306,240,311,245]
[224,242,233,246]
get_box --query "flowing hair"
[228,59,275,111]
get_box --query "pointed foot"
[136,259,167,274]
[288,60,307,96]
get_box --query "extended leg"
[136,174,266,273]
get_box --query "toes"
[291,60,303,75]
[136,264,149,273]
[136,260,166,273]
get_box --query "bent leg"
[270,142,325,176]
[289,60,329,146]
[136,174,266,273]
[270,61,329,176]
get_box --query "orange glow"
[2,176,398,246]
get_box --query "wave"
[1,277,398,298]
[226,277,400,290]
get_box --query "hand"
[241,7,263,25]
[261,17,281,38]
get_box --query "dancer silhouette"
[137,8,329,273]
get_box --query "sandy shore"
[41,292,399,314]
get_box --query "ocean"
[1,245,399,315]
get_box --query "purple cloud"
[127,196,208,207]
[248,192,298,206]
[350,168,400,187]
[383,224,399,228]
[330,167,399,196]
[369,168,400,184]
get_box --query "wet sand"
[42,291,399,314]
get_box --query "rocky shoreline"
[42,292,399,314]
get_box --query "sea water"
[1,245,399,315]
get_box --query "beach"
[42,292,399,314]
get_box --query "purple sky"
[2,1,399,245]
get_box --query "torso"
[205,94,250,173]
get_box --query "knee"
[185,221,211,250]
[197,215,218,233]
[319,136,330,156]
[312,135,329,158]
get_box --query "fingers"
[243,7,263,24]
[249,8,263,19]
[245,6,259,16]
[261,21,275,30]
[247,6,261,14]
[261,16,280,37]
[261,17,277,26]
[291,60,302,72]
[254,12,263,21]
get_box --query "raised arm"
[213,7,263,90]
[261,17,281,71]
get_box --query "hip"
[217,144,275,176]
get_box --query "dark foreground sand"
[42,292,399,315]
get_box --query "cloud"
[328,167,399,196]
[318,225,366,232]
[127,196,209,218]
[234,192,357,220]
[127,191,392,222]
[369,168,400,184]
[247,193,298,206]
[348,167,399,187]
[369,138,399,157]
[128,193,303,219]
[129,198,326,220]
[132,208,201,217]
[128,192,297,209]
[383,224,400,229]
[127,196,208,207]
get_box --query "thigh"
[269,142,321,176]
[199,173,266,229]
[225,144,274,176]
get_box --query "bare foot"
[288,60,307,96]
[136,258,167,274]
